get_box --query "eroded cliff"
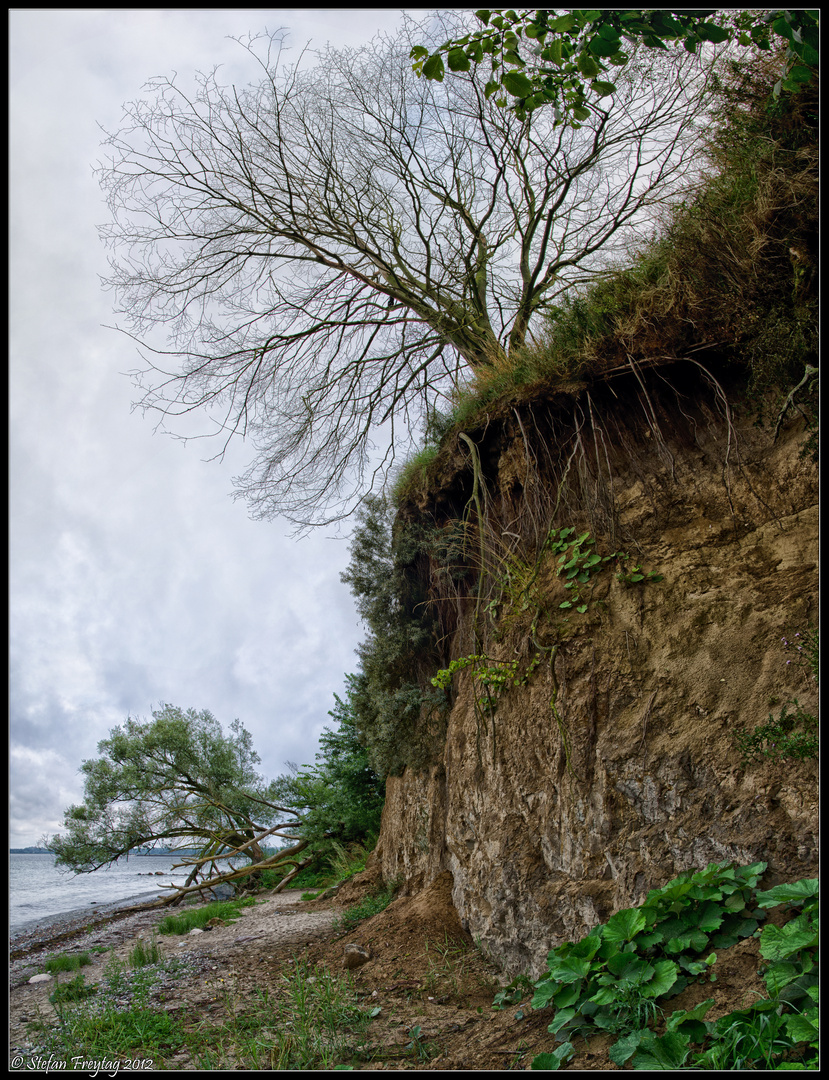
[372,365,818,979]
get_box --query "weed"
[405,1024,440,1061]
[194,961,378,1069]
[492,974,535,1010]
[49,973,97,1005]
[129,936,163,969]
[528,866,818,1072]
[44,951,92,974]
[782,624,819,685]
[156,897,255,936]
[735,699,818,763]
[529,861,768,1057]
[332,882,398,934]
[736,625,819,765]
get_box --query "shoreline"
[9,891,177,961]
[11,888,167,939]
[10,879,239,961]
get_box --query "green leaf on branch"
[591,80,616,97]
[447,48,471,72]
[502,70,535,97]
[422,53,445,81]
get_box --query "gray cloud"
[10,9,423,847]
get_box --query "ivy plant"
[546,527,662,612]
[612,878,819,1070]
[528,861,767,1066]
[524,863,819,1071]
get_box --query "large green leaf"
[548,1007,577,1035]
[784,1011,819,1043]
[697,901,725,932]
[588,34,621,57]
[759,921,818,961]
[603,906,647,944]
[502,70,535,97]
[644,959,679,998]
[763,959,801,996]
[591,80,616,97]
[422,54,445,81]
[531,979,559,1009]
[609,1030,647,1066]
[531,1042,575,1070]
[576,52,602,77]
[553,982,581,1008]
[546,953,594,984]
[696,22,730,43]
[631,1030,691,1070]
[447,48,471,72]
[756,878,819,908]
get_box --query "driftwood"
[159,838,314,906]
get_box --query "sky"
[8,7,432,849]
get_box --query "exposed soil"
[9,870,789,1071]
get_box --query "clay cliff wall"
[372,366,818,978]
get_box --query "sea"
[8,852,194,935]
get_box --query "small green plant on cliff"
[548,527,610,613]
[614,553,664,588]
[431,653,542,714]
[547,528,662,613]
[782,625,819,685]
[735,700,818,764]
[735,626,819,765]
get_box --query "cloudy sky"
[9,7,434,849]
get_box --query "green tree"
[47,705,313,904]
[271,676,386,849]
[412,9,818,126]
[338,495,447,777]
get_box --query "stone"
[28,973,51,983]
[189,927,204,935]
[342,944,371,970]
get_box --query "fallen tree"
[46,704,317,906]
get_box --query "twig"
[772,363,818,442]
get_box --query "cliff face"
[373,367,818,979]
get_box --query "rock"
[207,883,236,901]
[28,973,52,983]
[189,927,204,935]
[342,944,371,970]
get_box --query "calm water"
[8,853,193,934]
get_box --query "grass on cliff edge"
[392,55,817,508]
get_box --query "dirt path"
[10,890,340,1061]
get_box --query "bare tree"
[99,13,715,527]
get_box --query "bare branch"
[99,15,715,526]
